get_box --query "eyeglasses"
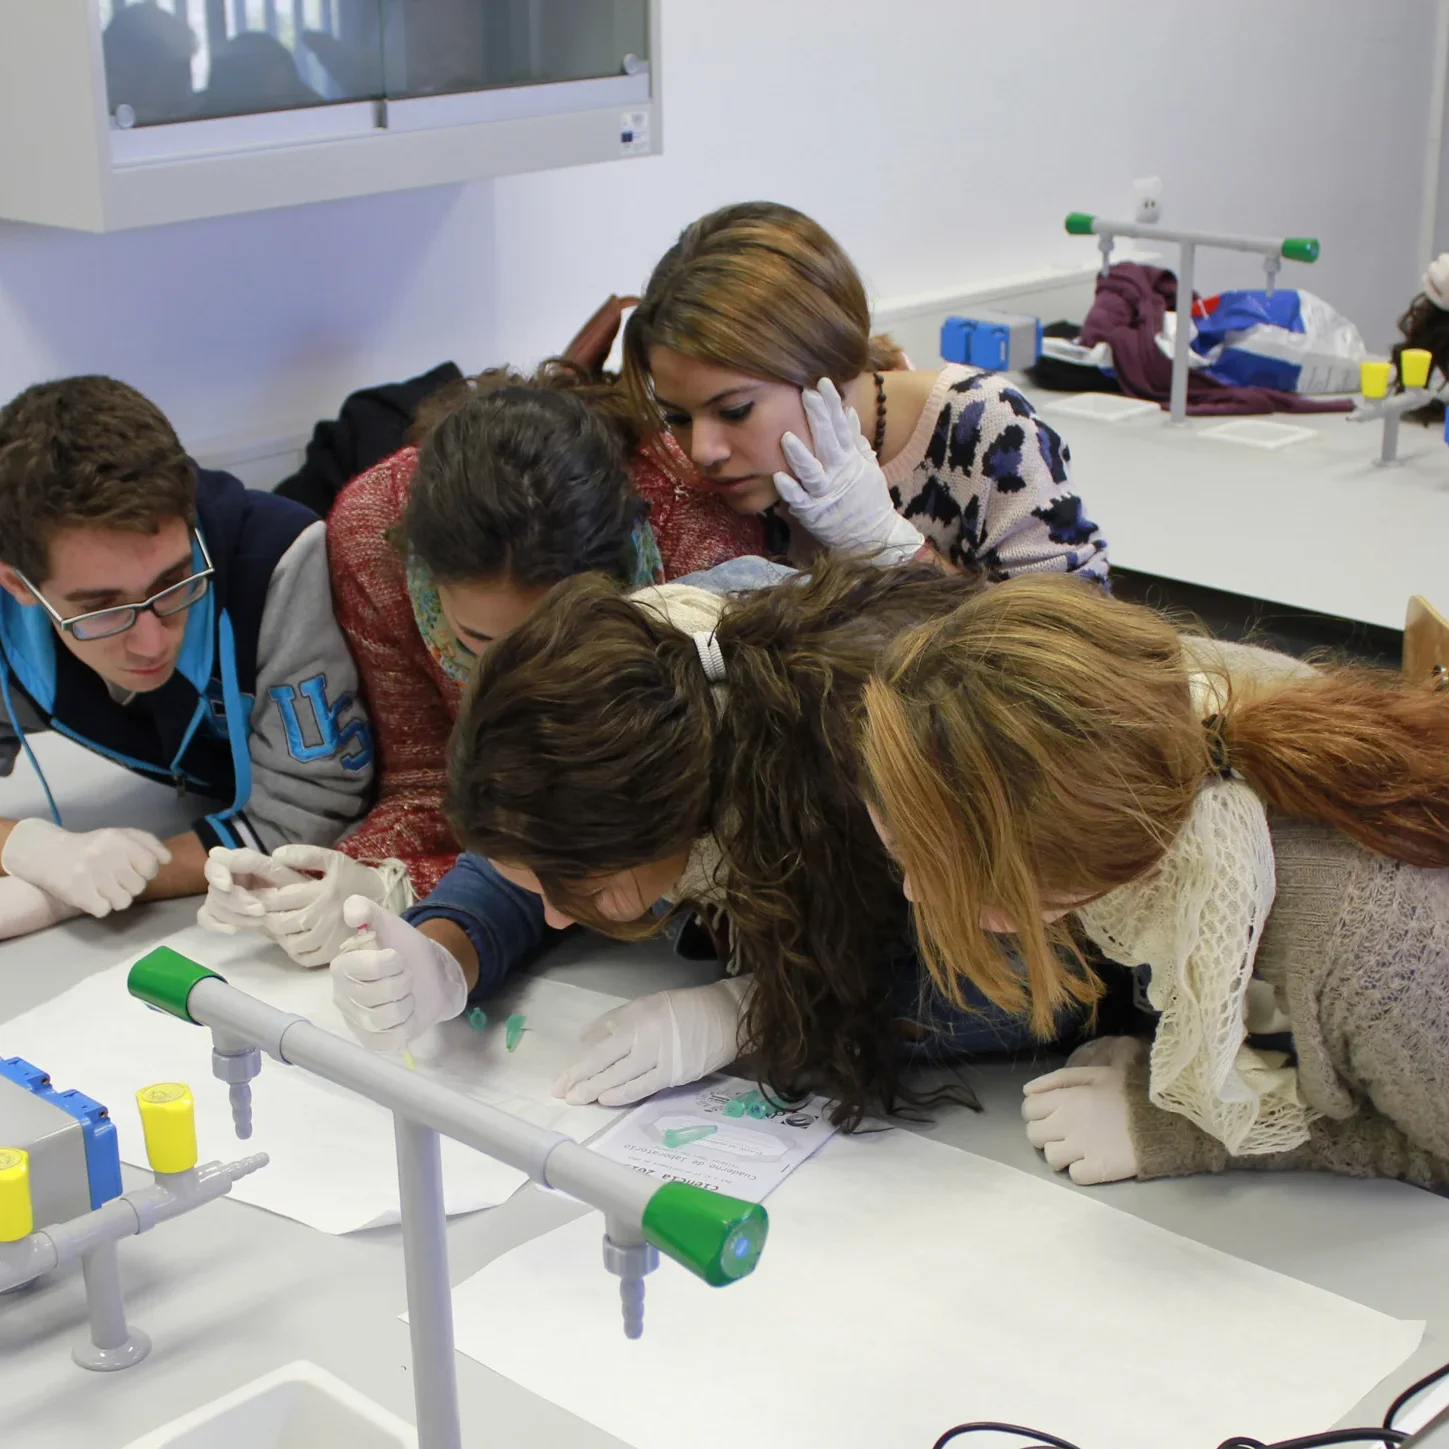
[18,531,214,641]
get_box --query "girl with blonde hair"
[863,577,1449,1189]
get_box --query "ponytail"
[1221,671,1449,869]
[867,333,909,372]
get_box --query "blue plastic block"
[941,310,1043,372]
[1,1055,52,1094]
[2,1056,122,1207]
[940,316,976,365]
[975,323,1011,370]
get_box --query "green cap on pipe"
[1065,211,1096,236]
[1281,237,1319,262]
[128,947,222,1023]
[641,1181,767,1287]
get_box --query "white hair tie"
[693,630,726,683]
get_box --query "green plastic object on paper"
[504,1014,526,1051]
[660,1125,717,1150]
[128,947,222,1023]
[723,1087,789,1119]
[641,1180,767,1287]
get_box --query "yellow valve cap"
[1360,359,1392,399]
[1401,347,1433,389]
[0,1148,33,1242]
[136,1083,198,1174]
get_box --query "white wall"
[0,0,1440,453]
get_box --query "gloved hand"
[773,377,925,565]
[202,843,411,969]
[1021,1058,1140,1186]
[330,895,468,1053]
[0,874,82,941]
[1062,1035,1147,1071]
[196,846,311,935]
[554,975,753,1107]
[1,818,171,918]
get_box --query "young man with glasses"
[0,376,377,938]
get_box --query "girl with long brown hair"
[863,576,1449,1189]
[328,560,1085,1123]
[195,365,761,976]
[621,201,1108,580]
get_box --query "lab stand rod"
[1382,410,1402,466]
[183,977,659,1231]
[1346,386,1433,467]
[1170,241,1196,427]
[395,1116,462,1449]
[0,1156,267,1295]
[1065,214,1320,260]
[1065,212,1320,425]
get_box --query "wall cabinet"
[0,0,659,231]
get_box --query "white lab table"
[3,738,1449,1449]
[1025,388,1449,630]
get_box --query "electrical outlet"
[1133,175,1163,225]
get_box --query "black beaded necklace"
[872,371,888,457]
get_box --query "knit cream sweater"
[1127,814,1449,1189]
[1105,636,1449,1187]
[1107,631,1449,1187]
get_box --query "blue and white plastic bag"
[1191,289,1365,394]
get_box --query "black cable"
[1217,1431,1408,1443]
[1217,1434,1406,1449]
[932,1423,1084,1449]
[1386,1360,1449,1431]
[928,1418,1406,1449]
[929,1352,1449,1449]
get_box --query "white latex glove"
[330,895,468,1053]
[196,846,311,935]
[0,874,83,941]
[554,976,753,1107]
[252,843,410,969]
[1062,1035,1147,1071]
[1,818,170,918]
[773,377,925,565]
[1021,1060,1140,1186]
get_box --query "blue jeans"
[889,945,1089,1061]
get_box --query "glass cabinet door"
[98,1,385,126]
[380,0,648,99]
[98,0,647,129]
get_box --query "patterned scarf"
[407,518,665,685]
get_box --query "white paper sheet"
[449,1128,1423,1449]
[589,1076,837,1202]
[0,925,626,1234]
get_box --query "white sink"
[122,1361,418,1448]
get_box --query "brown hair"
[0,376,196,582]
[401,374,646,589]
[863,575,1449,1038]
[1394,292,1449,425]
[410,358,645,455]
[620,202,907,435]
[445,560,983,1125]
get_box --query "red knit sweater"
[328,438,763,895]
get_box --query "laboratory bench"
[1018,379,1449,640]
[2,726,1448,1448]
